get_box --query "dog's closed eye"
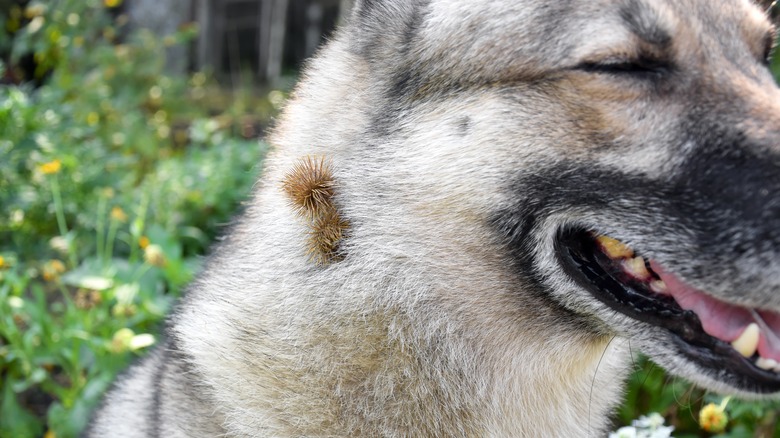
[575,55,671,78]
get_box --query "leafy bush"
[0,1,273,436]
[620,357,780,437]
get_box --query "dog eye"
[576,58,669,77]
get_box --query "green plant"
[0,1,274,436]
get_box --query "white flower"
[610,426,637,438]
[612,413,674,438]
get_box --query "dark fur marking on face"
[676,129,780,251]
[620,0,672,48]
[494,138,780,292]
[400,0,431,55]
[490,164,649,326]
[490,206,606,334]
[389,69,421,100]
[351,0,431,63]
[365,110,399,139]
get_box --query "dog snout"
[668,138,780,298]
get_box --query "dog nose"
[672,141,780,284]
[678,143,780,235]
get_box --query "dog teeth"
[649,279,668,294]
[597,236,634,259]
[622,257,651,280]
[732,323,760,358]
[756,357,779,371]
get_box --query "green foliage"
[621,357,780,437]
[0,1,274,436]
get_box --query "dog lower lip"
[555,228,780,392]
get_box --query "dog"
[86,0,780,436]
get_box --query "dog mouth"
[556,228,780,392]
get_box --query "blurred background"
[0,1,779,437]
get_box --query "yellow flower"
[112,303,137,318]
[110,206,128,222]
[86,112,99,126]
[143,244,166,267]
[0,256,6,269]
[49,259,66,274]
[48,28,61,44]
[138,236,150,249]
[110,328,134,353]
[43,430,56,438]
[39,159,61,175]
[699,399,729,433]
[104,0,122,8]
[42,259,66,281]
[24,4,45,19]
[109,328,154,353]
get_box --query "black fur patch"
[492,128,780,294]
[675,131,780,253]
[400,0,430,55]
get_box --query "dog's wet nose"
[677,142,780,237]
[671,141,780,299]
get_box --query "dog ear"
[346,0,429,62]
[349,0,422,29]
[349,0,387,25]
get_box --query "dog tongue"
[649,261,780,361]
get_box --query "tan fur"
[87,1,780,436]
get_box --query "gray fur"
[87,0,780,436]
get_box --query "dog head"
[335,0,780,396]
